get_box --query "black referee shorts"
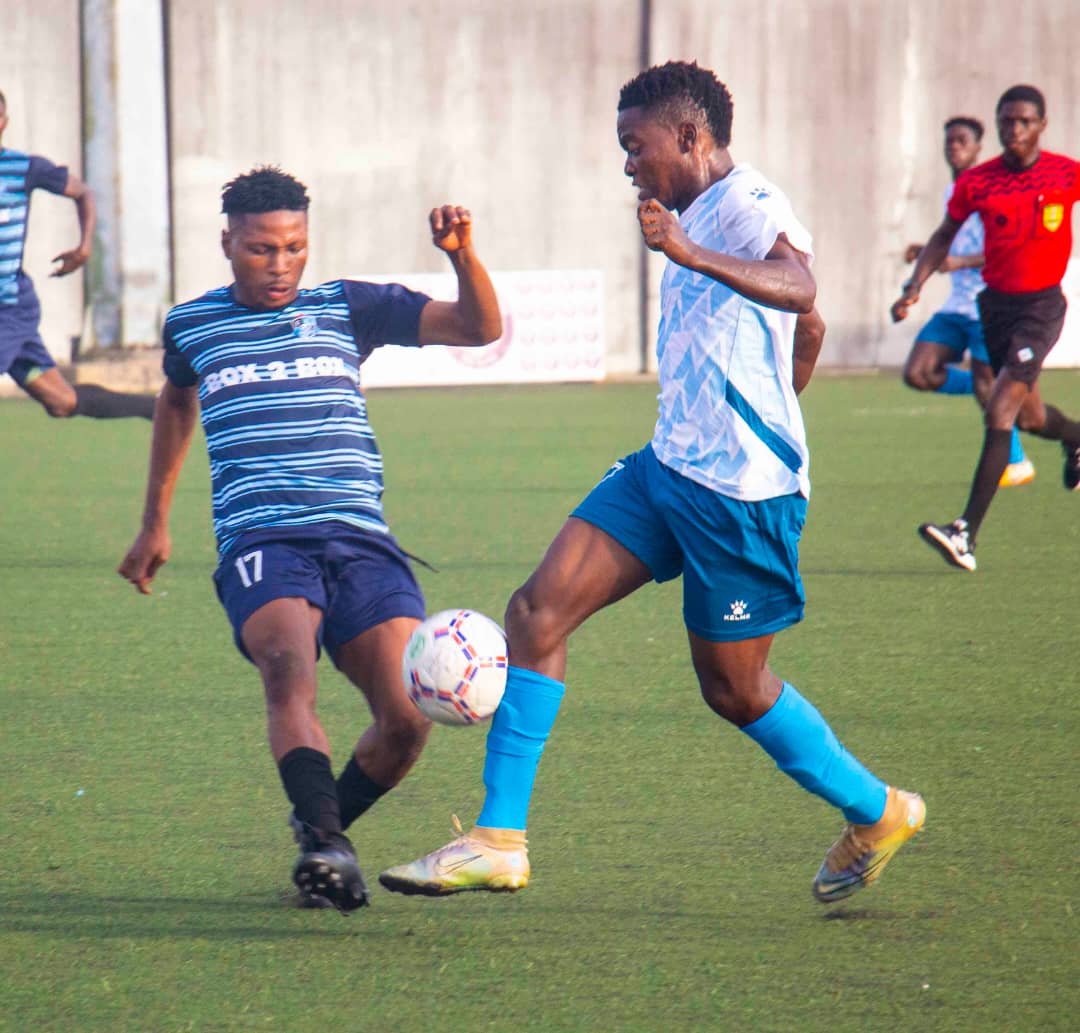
[977,284,1067,385]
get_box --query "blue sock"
[1008,427,1026,465]
[476,666,566,830]
[741,683,887,825]
[938,366,974,395]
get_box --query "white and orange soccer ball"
[402,609,508,726]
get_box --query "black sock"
[1034,405,1080,446]
[337,754,390,830]
[961,428,1012,540]
[278,747,342,835]
[73,383,156,420]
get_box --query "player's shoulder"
[0,148,31,163]
[721,163,789,207]
[1037,151,1080,179]
[165,286,235,328]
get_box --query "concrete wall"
[166,0,646,374]
[3,1,83,367]
[653,0,1080,366]
[4,0,1080,383]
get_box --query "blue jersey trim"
[724,381,802,474]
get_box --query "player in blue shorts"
[900,115,1033,486]
[0,90,154,419]
[118,167,502,912]
[380,62,925,904]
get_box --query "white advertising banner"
[358,269,605,388]
[1045,257,1080,368]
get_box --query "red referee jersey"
[948,151,1080,293]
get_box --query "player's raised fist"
[430,205,472,253]
[636,199,692,262]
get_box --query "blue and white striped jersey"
[163,279,430,558]
[0,149,69,308]
[939,182,985,318]
[651,164,812,501]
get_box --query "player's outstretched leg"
[379,665,563,896]
[378,815,530,896]
[290,813,370,913]
[737,680,925,903]
[812,787,926,903]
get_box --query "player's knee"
[42,394,77,418]
[697,672,761,726]
[902,364,932,392]
[504,586,562,657]
[257,647,314,708]
[378,711,431,767]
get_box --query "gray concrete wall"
[652,0,1080,366]
[3,1,83,370]
[4,0,1079,383]
[166,0,646,373]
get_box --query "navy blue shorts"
[914,311,989,365]
[213,527,426,663]
[571,445,807,642]
[0,302,55,386]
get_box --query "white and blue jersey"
[651,164,813,501]
[939,182,984,318]
[163,280,430,559]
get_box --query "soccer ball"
[403,609,508,726]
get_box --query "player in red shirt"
[891,84,1080,571]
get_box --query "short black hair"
[221,166,309,216]
[944,116,983,140]
[618,60,734,148]
[996,84,1045,119]
[0,89,6,111]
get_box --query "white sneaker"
[918,519,976,571]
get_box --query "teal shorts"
[571,445,807,642]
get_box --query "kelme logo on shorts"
[723,600,751,622]
[1042,203,1064,233]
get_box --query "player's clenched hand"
[51,246,90,277]
[118,528,171,595]
[430,205,472,253]
[890,282,921,323]
[637,200,693,262]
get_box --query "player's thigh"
[214,540,328,664]
[332,616,427,727]
[240,597,324,704]
[904,338,958,380]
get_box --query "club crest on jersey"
[1042,203,1064,233]
[291,314,319,339]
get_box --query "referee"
[892,84,1080,571]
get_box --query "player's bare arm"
[417,204,502,347]
[890,214,962,322]
[51,172,95,277]
[637,200,815,313]
[793,307,826,395]
[118,380,199,594]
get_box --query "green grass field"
[1,373,1077,1033]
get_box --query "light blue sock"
[1008,427,1026,465]
[938,366,974,395]
[742,683,887,825]
[476,666,566,830]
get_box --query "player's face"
[617,106,690,210]
[222,210,308,309]
[996,101,1045,167]
[943,125,980,173]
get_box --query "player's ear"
[221,228,232,259]
[677,121,698,154]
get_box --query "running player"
[118,167,502,912]
[892,85,1080,572]
[380,62,925,905]
[0,89,154,419]
[902,116,1033,486]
